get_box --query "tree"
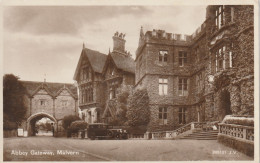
[45,122,52,132]
[126,89,150,127]
[68,120,88,133]
[62,115,81,130]
[108,86,131,126]
[3,74,27,129]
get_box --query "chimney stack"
[112,31,126,53]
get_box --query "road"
[4,137,253,161]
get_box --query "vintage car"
[87,123,128,140]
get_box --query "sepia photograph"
[2,1,259,162]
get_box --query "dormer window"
[159,51,168,62]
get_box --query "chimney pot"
[112,31,126,53]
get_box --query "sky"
[3,6,206,83]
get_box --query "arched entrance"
[218,90,232,121]
[27,112,57,137]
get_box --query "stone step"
[188,133,218,137]
[182,135,217,139]
[192,131,218,134]
[179,130,218,140]
[181,134,218,138]
[180,137,217,140]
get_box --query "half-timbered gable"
[74,47,107,123]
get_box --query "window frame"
[40,100,46,106]
[178,51,187,67]
[109,82,118,100]
[178,78,188,96]
[159,50,168,63]
[61,100,68,108]
[178,107,187,124]
[196,72,203,92]
[159,78,168,96]
[215,45,226,72]
[215,5,225,30]
[159,107,168,125]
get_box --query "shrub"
[222,115,254,126]
[68,120,88,133]
[62,115,81,130]
[126,89,150,127]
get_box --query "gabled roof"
[110,52,135,74]
[21,81,78,99]
[84,48,107,73]
[73,48,107,80]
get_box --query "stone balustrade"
[151,122,208,139]
[218,123,254,141]
[151,131,166,139]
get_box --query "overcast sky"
[3,6,206,83]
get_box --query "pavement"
[3,137,253,161]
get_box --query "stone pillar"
[191,122,195,130]
[29,97,32,116]
[52,98,56,118]
[243,128,247,139]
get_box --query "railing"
[175,122,193,136]
[128,134,145,139]
[151,122,208,139]
[151,131,166,139]
[218,123,254,141]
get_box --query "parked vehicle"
[87,123,128,140]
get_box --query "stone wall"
[136,5,254,131]
[30,89,54,116]
[55,89,77,120]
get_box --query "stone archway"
[27,112,57,137]
[218,89,232,121]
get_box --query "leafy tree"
[3,74,27,128]
[35,122,52,131]
[3,113,17,130]
[108,86,131,126]
[126,89,150,127]
[62,115,81,130]
[45,122,52,131]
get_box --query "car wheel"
[115,134,121,140]
[107,131,113,138]
[90,135,95,140]
[122,134,128,139]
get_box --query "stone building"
[19,81,78,136]
[73,32,135,124]
[135,5,254,131]
[73,5,254,132]
[73,47,107,123]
